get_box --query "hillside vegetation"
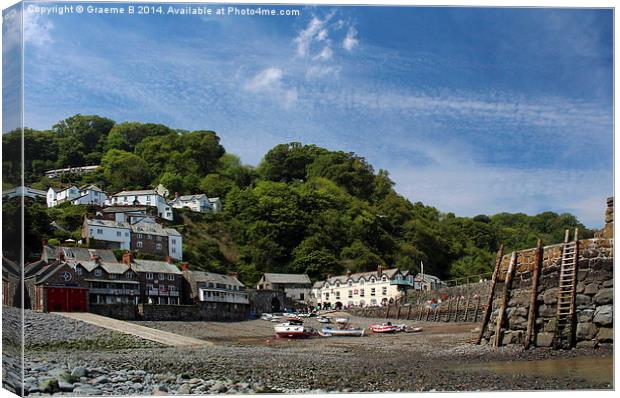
[2,114,593,284]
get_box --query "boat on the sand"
[369,323,401,333]
[319,326,365,337]
[317,316,331,323]
[274,320,316,338]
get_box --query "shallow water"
[462,356,613,386]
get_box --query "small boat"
[317,316,331,324]
[369,323,401,333]
[320,327,365,337]
[274,320,315,339]
[335,317,350,324]
[396,324,423,333]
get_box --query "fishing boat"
[335,317,350,324]
[274,320,315,338]
[320,326,365,337]
[369,323,401,333]
[317,316,331,324]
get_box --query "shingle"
[262,273,311,284]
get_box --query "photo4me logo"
[25,3,301,16]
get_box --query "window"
[335,292,340,299]
[325,282,330,288]
[348,280,353,287]
[325,292,330,299]
[348,290,353,298]
[146,273,154,280]
[125,271,134,279]
[146,284,154,290]
[110,273,117,279]
[359,278,365,285]
[167,274,174,281]
[299,293,304,300]
[137,234,143,239]
[382,276,388,282]
[158,273,165,280]
[147,234,152,240]
[156,236,162,241]
[171,239,176,244]
[116,231,122,237]
[335,281,340,287]
[360,289,365,297]
[76,267,83,276]
[156,243,162,250]
[382,287,387,295]
[137,241,143,248]
[171,247,176,253]
[169,285,176,291]
[170,297,179,305]
[94,269,102,277]
[90,228,94,235]
[158,297,166,305]
[370,277,375,284]
[97,229,103,234]
[371,288,376,296]
[125,232,129,237]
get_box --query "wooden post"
[493,251,517,348]
[433,306,439,322]
[418,305,424,321]
[396,306,402,320]
[475,244,505,345]
[453,296,461,322]
[425,306,431,321]
[463,295,471,322]
[444,298,451,322]
[474,295,481,322]
[524,239,543,349]
[386,305,391,319]
[406,305,412,320]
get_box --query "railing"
[442,272,493,288]
[89,288,140,295]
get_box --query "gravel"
[1,308,613,395]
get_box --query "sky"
[2,2,614,227]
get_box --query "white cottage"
[47,186,81,207]
[169,194,222,213]
[314,266,414,309]
[71,185,109,206]
[109,190,173,220]
[82,218,132,250]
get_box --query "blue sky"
[3,3,613,227]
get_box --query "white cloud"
[306,64,341,79]
[244,67,298,108]
[343,27,359,51]
[294,16,330,57]
[314,46,333,61]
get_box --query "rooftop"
[261,273,311,285]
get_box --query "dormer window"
[335,281,340,287]
[359,278,365,285]
[382,275,388,282]
[348,280,353,287]
[370,277,375,284]
[94,269,102,277]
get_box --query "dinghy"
[369,323,400,333]
[320,326,365,337]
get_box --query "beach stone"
[90,375,108,385]
[602,279,613,288]
[575,282,585,294]
[597,327,613,342]
[576,322,597,340]
[575,340,597,349]
[71,366,88,378]
[535,332,554,347]
[74,386,103,395]
[211,382,228,393]
[594,288,613,304]
[39,379,60,394]
[593,305,613,326]
[58,381,74,392]
[179,384,191,394]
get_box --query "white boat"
[320,327,364,337]
[274,320,315,339]
[335,317,350,324]
[317,316,331,324]
[369,323,400,333]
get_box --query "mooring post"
[475,244,505,345]
[494,251,517,348]
[396,306,402,320]
[445,298,453,322]
[463,295,471,322]
[406,305,412,320]
[385,305,390,319]
[425,306,431,321]
[474,295,481,322]
[453,296,461,322]
[433,306,439,322]
[524,239,543,349]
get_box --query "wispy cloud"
[243,67,298,108]
[343,27,358,51]
[24,11,54,47]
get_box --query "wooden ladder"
[554,228,579,349]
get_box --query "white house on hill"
[47,186,81,207]
[72,185,108,206]
[109,190,173,220]
[169,194,222,213]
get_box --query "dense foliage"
[2,115,594,282]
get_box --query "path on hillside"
[54,312,211,347]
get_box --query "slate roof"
[312,281,325,289]
[261,273,311,285]
[184,270,244,297]
[70,260,130,274]
[43,246,119,264]
[85,218,131,229]
[176,194,207,202]
[102,206,147,213]
[24,260,46,277]
[324,268,401,284]
[131,221,180,237]
[414,273,443,284]
[2,257,20,277]
[131,259,182,275]
[113,190,159,197]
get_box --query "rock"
[188,378,201,384]
[575,340,597,349]
[211,382,228,393]
[576,294,591,308]
[543,318,557,332]
[39,379,60,394]
[179,384,191,394]
[593,305,613,326]
[90,375,108,385]
[71,366,88,378]
[543,288,559,305]
[575,282,585,294]
[584,283,599,295]
[597,327,613,342]
[132,383,143,390]
[577,309,594,323]
[74,386,103,395]
[602,279,613,288]
[535,332,554,347]
[58,381,74,392]
[594,288,613,304]
[576,322,597,340]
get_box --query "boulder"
[38,379,60,394]
[71,366,88,379]
[575,282,585,294]
[577,309,594,323]
[543,288,559,305]
[594,288,613,305]
[576,322,597,340]
[575,340,597,349]
[596,327,613,343]
[535,332,554,347]
[593,305,613,326]
[575,294,591,307]
[602,279,613,288]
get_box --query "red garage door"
[46,287,88,312]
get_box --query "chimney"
[346,270,352,278]
[91,255,101,264]
[180,262,190,271]
[228,271,239,278]
[165,256,173,264]
[377,265,383,276]
[122,251,134,265]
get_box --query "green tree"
[101,149,151,191]
[54,114,115,167]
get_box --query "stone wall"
[89,301,250,321]
[90,303,138,320]
[247,289,287,314]
[482,238,613,348]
